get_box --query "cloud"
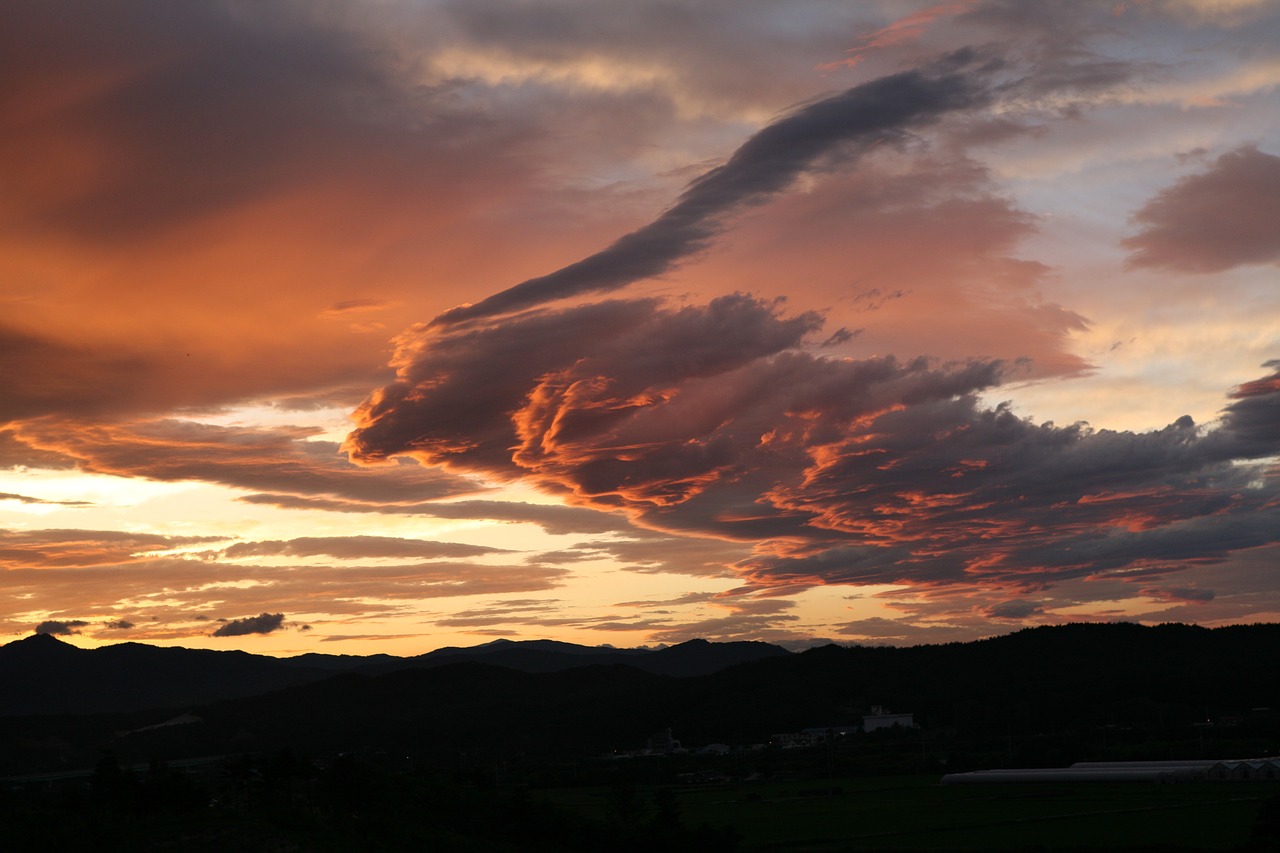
[318,633,422,644]
[35,619,89,636]
[104,619,136,630]
[212,612,286,637]
[237,494,635,535]
[349,293,828,475]
[0,1,586,428]
[0,529,224,569]
[672,143,1090,375]
[320,299,395,318]
[4,0,1277,648]
[739,362,1280,591]
[0,1,507,247]
[350,266,1280,601]
[1123,146,1280,273]
[425,589,815,644]
[1140,586,1216,604]
[985,599,1045,619]
[221,536,506,561]
[837,616,994,646]
[0,320,409,428]
[0,492,90,507]
[0,543,571,637]
[0,430,76,469]
[0,326,153,424]
[433,599,576,630]
[350,292,1009,535]
[13,420,478,504]
[543,534,753,578]
[432,62,993,325]
[1161,0,1276,26]
[820,1,978,71]
[637,598,804,645]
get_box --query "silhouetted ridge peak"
[23,631,67,644]
[1,632,78,657]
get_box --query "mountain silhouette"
[5,623,1279,780]
[0,633,331,717]
[376,637,791,677]
[0,633,790,716]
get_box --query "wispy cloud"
[432,62,992,325]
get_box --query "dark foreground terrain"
[6,760,1280,852]
[4,621,1280,850]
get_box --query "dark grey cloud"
[432,64,992,325]
[35,619,89,636]
[350,293,828,475]
[739,363,1280,591]
[212,612,285,637]
[353,261,1280,599]
[1123,146,1280,273]
[104,619,136,630]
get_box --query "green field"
[539,775,1277,851]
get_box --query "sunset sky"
[2,0,1278,656]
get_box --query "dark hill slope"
[4,623,1278,777]
[0,634,332,717]
[362,637,790,677]
[0,634,791,717]
[688,622,1280,738]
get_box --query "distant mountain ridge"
[4,622,1280,780]
[0,633,791,717]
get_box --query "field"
[539,774,1277,851]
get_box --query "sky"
[1,0,1278,656]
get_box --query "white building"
[863,705,915,732]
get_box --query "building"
[863,705,915,732]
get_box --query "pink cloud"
[1123,146,1280,273]
[820,1,979,71]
